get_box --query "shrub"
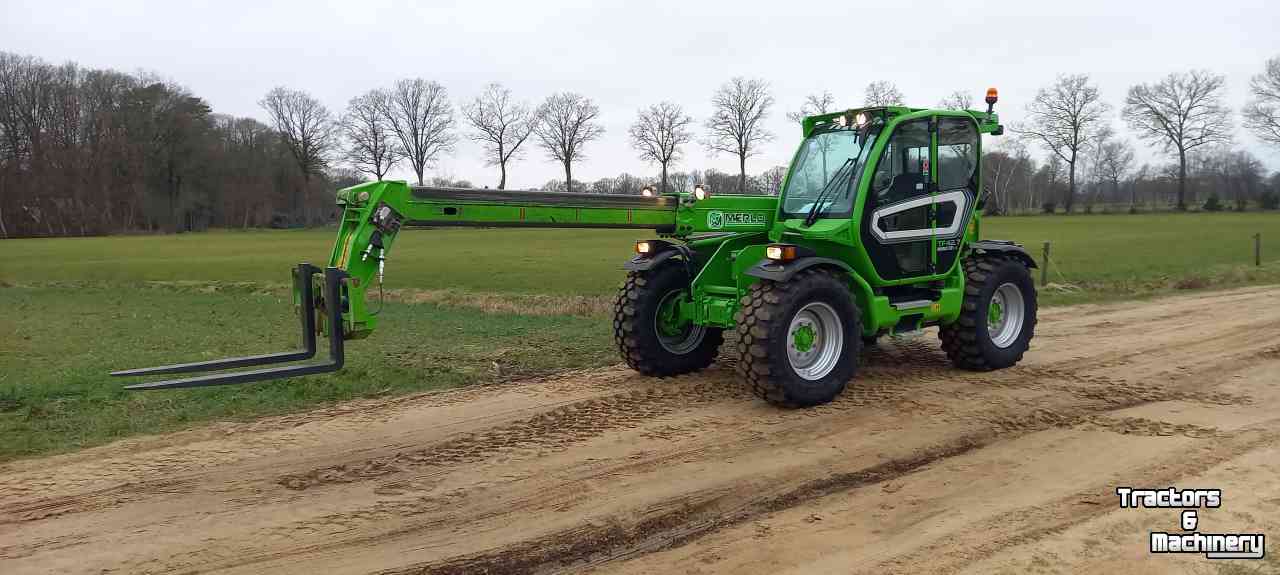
[1203,194,1223,212]
[1041,202,1056,214]
[1261,192,1279,210]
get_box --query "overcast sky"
[3,0,1279,188]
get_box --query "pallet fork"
[111,263,346,390]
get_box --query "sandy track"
[3,286,1280,574]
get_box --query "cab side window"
[871,119,931,204]
[935,118,978,228]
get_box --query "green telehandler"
[113,89,1038,408]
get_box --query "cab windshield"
[780,126,879,220]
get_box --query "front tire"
[735,269,862,408]
[939,255,1038,370]
[614,263,723,376]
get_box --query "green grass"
[0,227,647,295]
[0,285,612,460]
[0,211,1277,461]
[4,212,1278,298]
[984,212,1280,305]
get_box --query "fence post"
[1041,241,1050,285]
[1256,233,1262,267]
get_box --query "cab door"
[859,115,978,281]
[932,116,980,274]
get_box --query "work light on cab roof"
[111,92,1038,410]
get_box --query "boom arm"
[328,181,775,339]
[111,180,775,389]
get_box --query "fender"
[745,256,855,283]
[970,239,1038,268]
[622,239,684,271]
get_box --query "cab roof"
[800,106,1002,138]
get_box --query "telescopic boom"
[111,182,776,389]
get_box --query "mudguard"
[622,239,683,271]
[970,240,1038,269]
[745,256,855,283]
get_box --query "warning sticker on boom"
[707,211,767,230]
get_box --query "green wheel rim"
[654,290,706,354]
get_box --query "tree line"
[1001,68,1278,214]
[2,50,1279,238]
[0,52,360,237]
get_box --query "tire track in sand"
[1,286,1277,575]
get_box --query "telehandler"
[114,89,1037,407]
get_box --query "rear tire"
[735,269,862,408]
[939,254,1037,370]
[614,263,723,376]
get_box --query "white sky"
[3,0,1279,188]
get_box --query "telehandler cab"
[114,89,1038,407]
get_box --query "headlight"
[693,184,707,201]
[635,241,653,256]
[766,244,798,261]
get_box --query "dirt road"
[4,286,1280,574]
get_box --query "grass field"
[5,212,1278,297]
[1,211,1278,461]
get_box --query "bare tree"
[938,90,974,110]
[786,91,839,180]
[1096,138,1135,209]
[1244,56,1280,147]
[340,90,402,180]
[1081,125,1116,210]
[759,165,788,196]
[1014,74,1111,213]
[704,77,774,193]
[1195,147,1265,210]
[217,116,277,227]
[787,90,836,123]
[1130,164,1151,211]
[1044,154,1064,211]
[259,86,336,223]
[863,80,905,107]
[379,78,455,186]
[1123,70,1232,210]
[629,101,692,193]
[983,139,1028,214]
[462,83,536,190]
[533,92,604,193]
[666,171,692,193]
